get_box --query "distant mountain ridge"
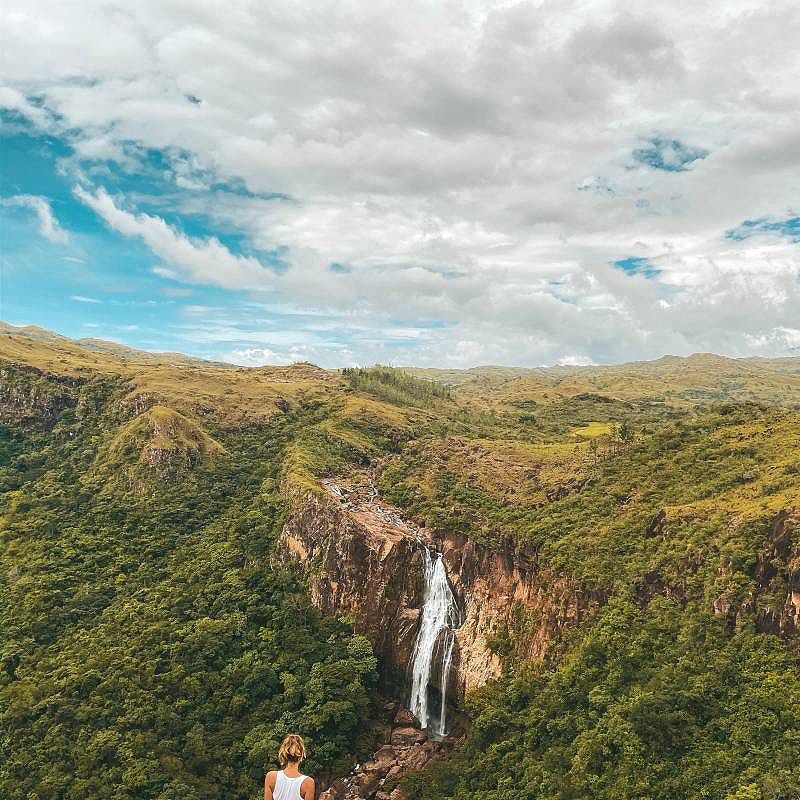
[0,321,230,368]
[3,319,798,377]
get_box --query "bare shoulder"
[301,775,316,799]
[265,770,278,787]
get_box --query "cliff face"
[280,478,605,700]
[440,532,606,694]
[280,482,428,677]
[0,365,81,429]
[739,509,798,637]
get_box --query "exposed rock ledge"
[279,477,606,700]
[319,705,460,800]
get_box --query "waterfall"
[409,548,460,738]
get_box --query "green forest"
[2,331,800,800]
[1,373,378,800]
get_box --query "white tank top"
[272,769,308,800]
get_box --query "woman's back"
[272,769,308,800]
[265,733,315,800]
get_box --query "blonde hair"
[278,734,306,767]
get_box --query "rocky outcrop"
[713,509,799,639]
[749,509,799,637]
[92,405,225,492]
[280,477,605,701]
[319,705,461,800]
[441,532,605,694]
[0,365,81,429]
[280,481,429,674]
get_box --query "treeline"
[342,366,453,406]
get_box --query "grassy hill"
[0,322,341,426]
[2,325,799,800]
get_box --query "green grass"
[571,421,614,438]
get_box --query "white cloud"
[74,186,279,290]
[0,86,51,127]
[70,294,102,303]
[2,194,69,243]
[151,266,180,279]
[2,0,799,365]
[222,347,293,366]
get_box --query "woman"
[264,734,315,800]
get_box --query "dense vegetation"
[2,330,799,800]
[342,365,453,406]
[1,376,377,800]
[380,403,798,585]
[382,403,800,798]
[402,599,800,799]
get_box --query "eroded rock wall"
[0,365,82,429]
[439,532,605,695]
[280,485,429,673]
[279,479,604,700]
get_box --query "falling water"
[409,548,460,738]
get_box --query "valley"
[1,323,799,800]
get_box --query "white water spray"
[409,548,460,737]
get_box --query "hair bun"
[278,734,307,766]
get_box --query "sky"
[1,0,799,368]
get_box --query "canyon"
[279,474,610,798]
[280,475,605,704]
[5,328,800,800]
[280,474,800,799]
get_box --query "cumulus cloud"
[2,194,69,243]
[0,86,52,128]
[2,0,799,364]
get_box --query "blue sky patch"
[726,216,800,243]
[632,136,709,172]
[0,123,450,366]
[0,128,295,356]
[612,257,661,278]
